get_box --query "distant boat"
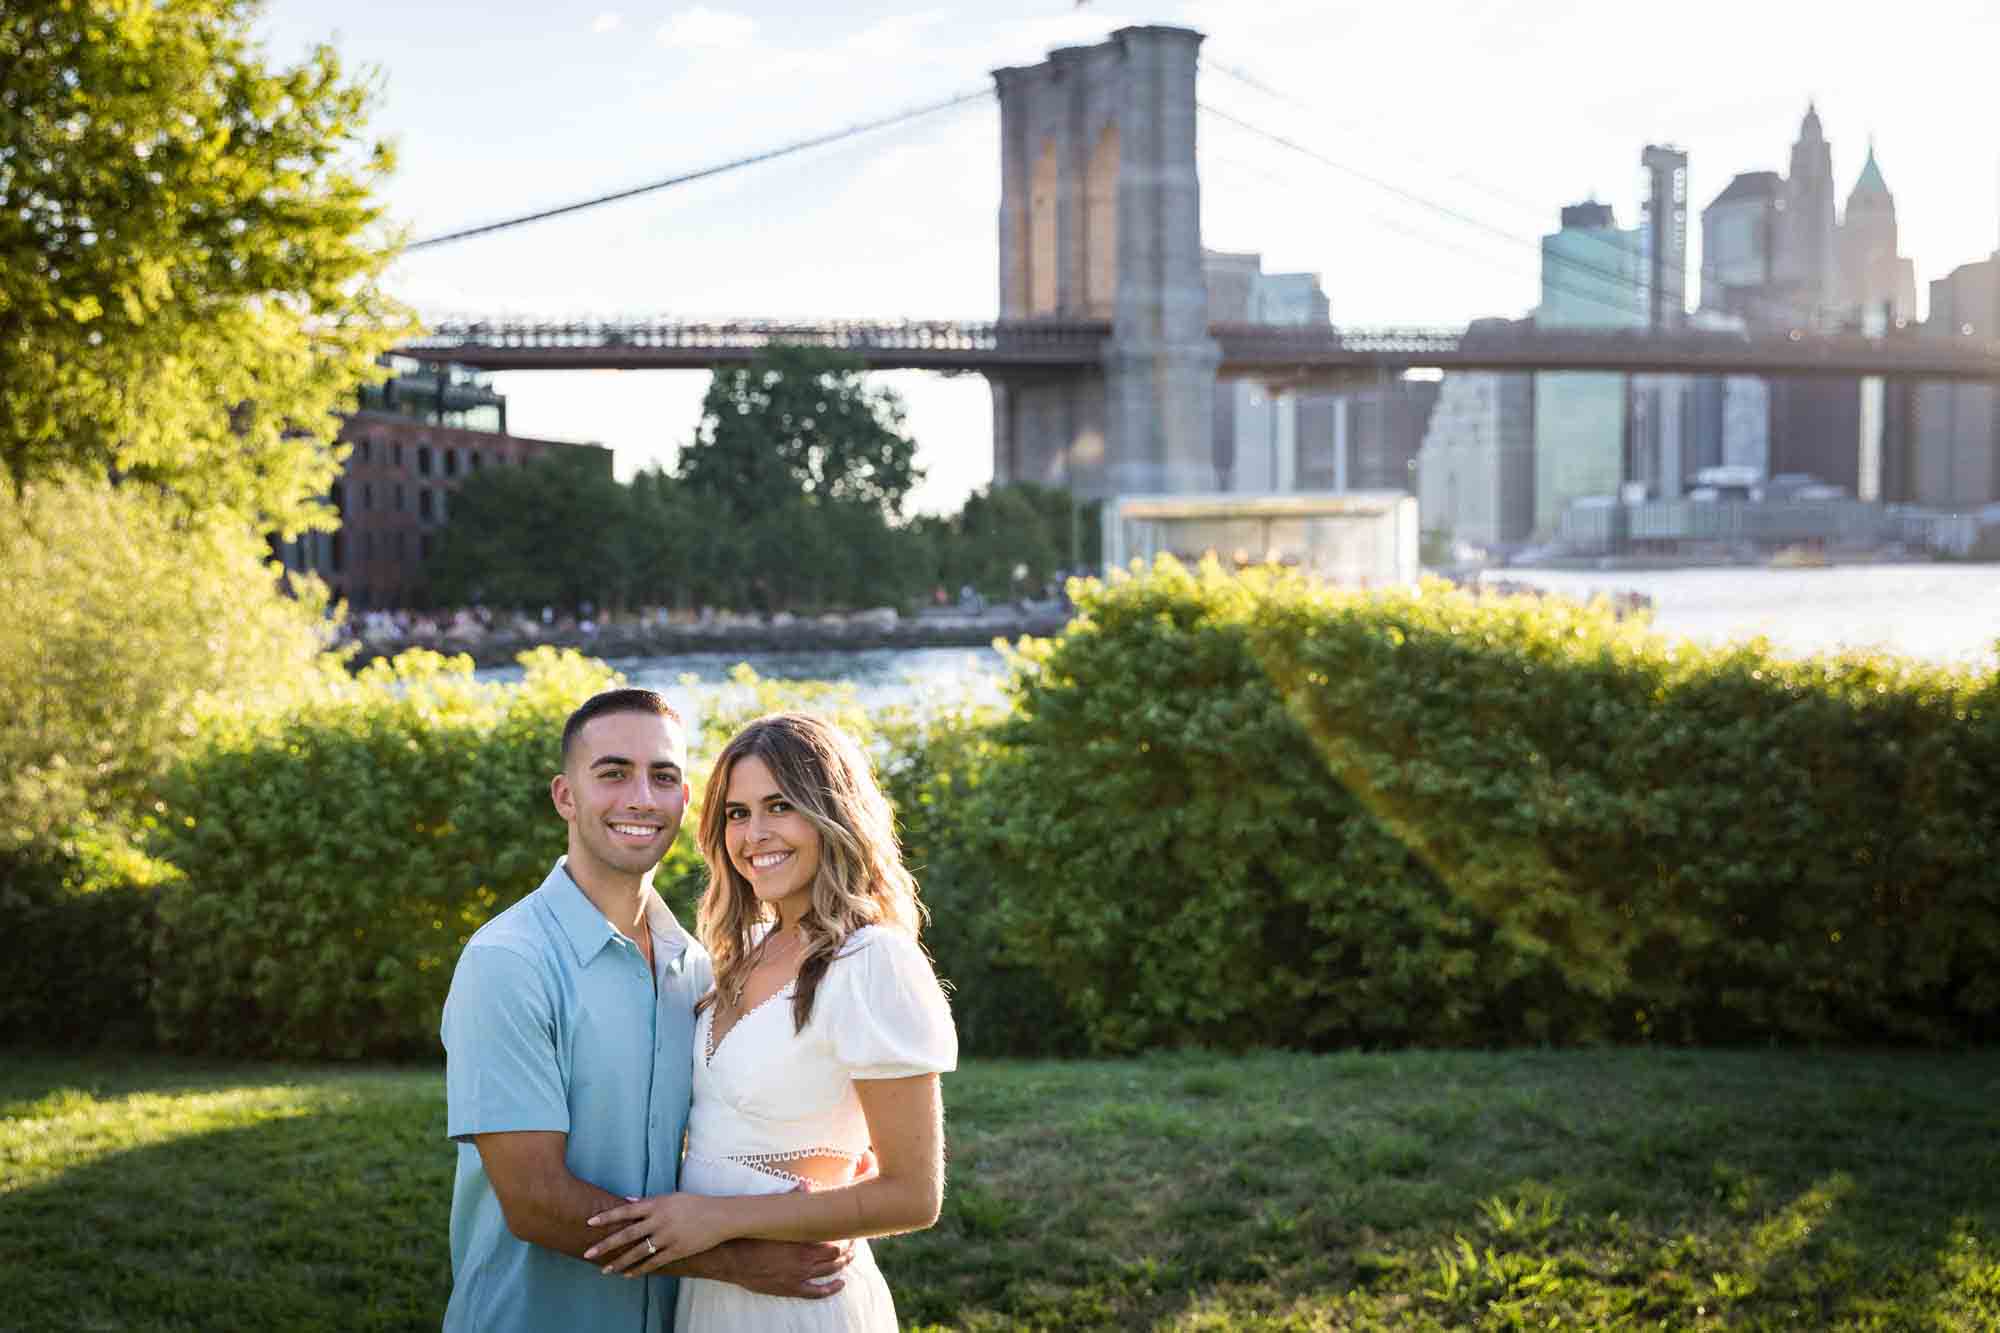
[1770,544,1830,568]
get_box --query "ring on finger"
[645,1238,658,1257]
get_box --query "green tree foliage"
[0,477,340,859]
[0,0,409,532]
[677,345,923,520]
[915,481,1099,599]
[426,449,651,611]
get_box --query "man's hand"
[674,1237,855,1299]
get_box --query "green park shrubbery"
[144,648,621,1058]
[0,477,347,1046]
[10,560,1997,1057]
[976,557,2000,1050]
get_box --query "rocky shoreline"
[343,607,1076,670]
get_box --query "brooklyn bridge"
[396,24,2000,501]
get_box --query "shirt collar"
[543,857,695,969]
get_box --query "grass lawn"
[3,1048,1997,1330]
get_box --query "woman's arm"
[584,1072,944,1273]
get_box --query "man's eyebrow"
[589,754,633,770]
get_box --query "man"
[441,687,851,1331]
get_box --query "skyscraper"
[1701,171,1785,324]
[1835,143,1919,324]
[1640,145,1689,330]
[1532,201,1645,534]
[1203,250,1330,491]
[1636,146,1694,497]
[1416,319,1536,549]
[1776,104,1839,324]
[1910,255,2000,505]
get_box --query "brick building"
[273,357,610,608]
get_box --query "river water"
[1487,563,2000,667]
[475,565,1999,726]
[476,645,1012,739]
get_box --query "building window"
[444,448,459,477]
[435,489,448,524]
[417,446,433,477]
[420,533,435,560]
[362,482,373,511]
[392,443,404,468]
[418,488,435,523]
[364,532,375,559]
[330,482,346,516]
[469,450,482,470]
[395,483,406,512]
[396,532,407,558]
[357,439,372,464]
[330,532,345,575]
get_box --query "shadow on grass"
[0,1079,453,1333]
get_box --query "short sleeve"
[441,943,571,1142]
[828,929,958,1080]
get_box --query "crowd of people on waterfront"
[330,575,1088,655]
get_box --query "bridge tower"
[991,25,1218,498]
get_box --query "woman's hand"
[584,1192,734,1276]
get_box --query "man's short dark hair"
[560,688,685,768]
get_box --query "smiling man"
[440,688,852,1332]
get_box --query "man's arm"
[472,1130,627,1261]
[667,1238,854,1298]
[474,1131,852,1297]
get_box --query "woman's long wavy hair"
[696,712,928,1032]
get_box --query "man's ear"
[551,771,575,822]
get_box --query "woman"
[584,711,956,1330]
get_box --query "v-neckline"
[705,980,795,1066]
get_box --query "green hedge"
[30,560,1998,1058]
[975,557,2000,1051]
[145,648,622,1058]
[0,834,170,1047]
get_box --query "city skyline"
[256,0,2000,513]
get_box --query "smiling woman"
[583,712,957,1331]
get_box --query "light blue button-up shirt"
[442,859,709,1333]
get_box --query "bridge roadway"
[399,318,2000,382]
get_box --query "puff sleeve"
[827,927,958,1079]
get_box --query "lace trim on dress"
[727,1147,863,1188]
[703,982,795,1066]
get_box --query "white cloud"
[657,6,756,52]
[591,12,623,34]
[845,10,949,59]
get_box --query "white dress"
[675,925,957,1332]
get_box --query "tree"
[427,451,640,612]
[0,0,409,533]
[923,482,1101,598]
[0,477,338,859]
[677,346,924,521]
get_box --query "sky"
[256,0,2000,515]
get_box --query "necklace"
[728,923,805,1006]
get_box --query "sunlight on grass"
[1,1083,340,1193]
